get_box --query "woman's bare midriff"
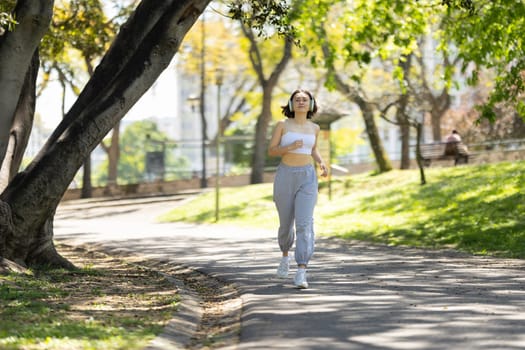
[281,153,313,167]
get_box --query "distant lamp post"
[187,94,207,188]
[215,68,224,222]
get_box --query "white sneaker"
[294,268,308,289]
[276,256,290,278]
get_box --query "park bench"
[419,141,470,166]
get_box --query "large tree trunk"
[0,1,54,167]
[0,0,211,268]
[0,51,39,192]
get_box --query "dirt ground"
[0,244,181,349]
[55,243,181,325]
[58,244,241,349]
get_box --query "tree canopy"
[442,0,525,120]
[1,0,524,270]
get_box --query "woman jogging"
[267,89,328,289]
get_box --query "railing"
[336,138,525,167]
[466,138,525,152]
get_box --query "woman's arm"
[311,125,328,177]
[268,121,302,157]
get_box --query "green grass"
[159,160,525,258]
[0,249,179,350]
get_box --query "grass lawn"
[0,245,179,350]
[159,160,525,258]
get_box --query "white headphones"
[289,94,315,112]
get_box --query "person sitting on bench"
[444,130,462,156]
[444,129,469,163]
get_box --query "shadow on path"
[55,197,525,349]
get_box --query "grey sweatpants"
[273,163,318,266]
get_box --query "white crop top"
[280,131,316,155]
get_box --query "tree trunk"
[321,42,392,173]
[397,113,411,169]
[431,109,443,141]
[101,124,120,195]
[0,50,39,192]
[418,52,452,142]
[107,122,120,187]
[250,88,273,184]
[397,54,411,170]
[240,23,292,184]
[430,92,451,141]
[414,121,426,185]
[339,87,392,173]
[81,157,92,198]
[0,0,54,167]
[358,100,393,172]
[0,0,211,268]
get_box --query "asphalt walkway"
[55,194,525,350]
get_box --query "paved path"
[55,195,525,350]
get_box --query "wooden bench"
[419,141,470,166]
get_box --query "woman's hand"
[319,162,328,177]
[291,139,303,150]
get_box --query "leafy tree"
[241,25,292,184]
[441,0,525,121]
[292,0,429,172]
[40,0,137,196]
[0,0,212,268]
[412,38,458,142]
[0,0,291,269]
[230,2,295,184]
[292,0,477,171]
[177,9,258,164]
[446,77,525,144]
[108,121,155,184]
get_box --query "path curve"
[55,195,525,350]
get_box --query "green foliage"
[442,0,525,120]
[331,127,363,163]
[119,121,152,182]
[160,160,525,258]
[441,0,474,12]
[39,0,125,97]
[295,0,437,84]
[0,1,16,15]
[290,0,525,123]
[228,0,297,40]
[94,121,172,185]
